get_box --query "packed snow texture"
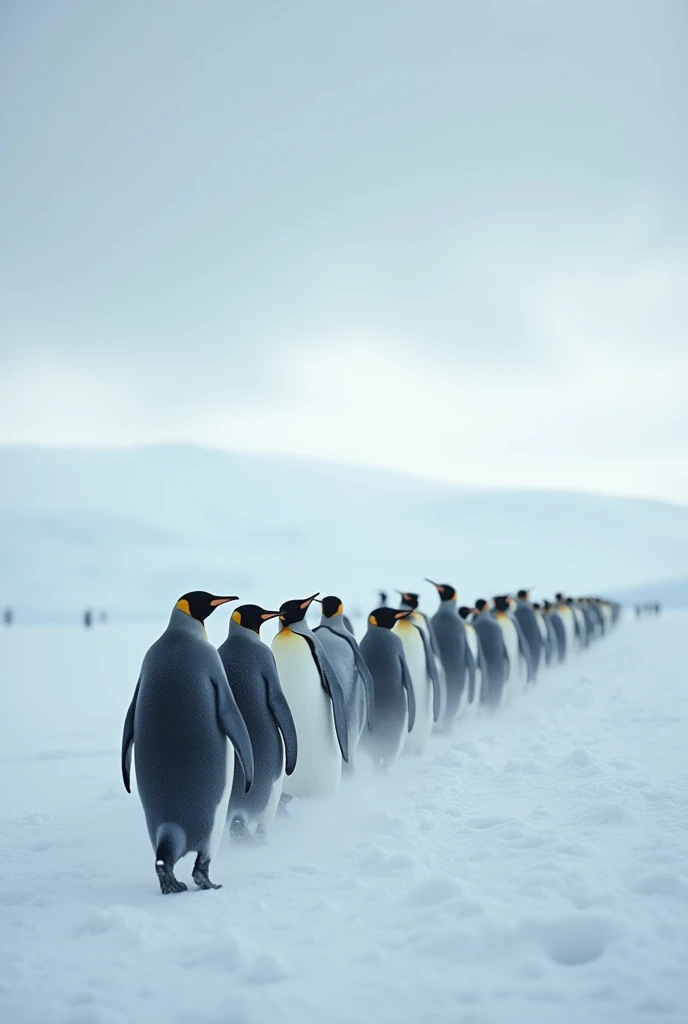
[2,445,688,620]
[0,613,686,1024]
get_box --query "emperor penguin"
[459,606,484,714]
[555,593,578,656]
[314,595,375,773]
[393,598,441,755]
[513,589,543,681]
[543,600,566,662]
[397,590,444,725]
[567,597,588,650]
[359,607,416,771]
[218,604,298,843]
[492,596,531,699]
[272,593,349,799]
[532,603,554,666]
[425,580,473,728]
[471,599,509,709]
[121,592,254,894]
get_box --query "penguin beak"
[260,610,281,620]
[210,596,239,606]
[299,592,319,610]
[424,578,439,588]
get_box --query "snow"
[1,613,687,1023]
[2,445,688,621]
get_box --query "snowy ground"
[1,613,687,1024]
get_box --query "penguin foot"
[277,793,293,818]
[192,855,221,891]
[230,816,254,843]
[155,861,187,895]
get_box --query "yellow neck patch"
[369,614,378,626]
[232,610,242,625]
[175,598,191,616]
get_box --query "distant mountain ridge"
[1,444,687,620]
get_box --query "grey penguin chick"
[359,607,416,771]
[121,591,254,895]
[218,604,298,844]
[314,595,375,774]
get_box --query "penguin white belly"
[572,608,586,649]
[602,605,612,630]
[258,764,286,830]
[498,617,524,700]
[536,614,549,646]
[273,632,342,799]
[208,738,235,858]
[559,608,577,656]
[464,627,482,715]
[395,622,433,755]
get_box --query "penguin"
[543,599,566,662]
[359,607,416,770]
[425,580,472,728]
[217,604,298,843]
[393,600,441,755]
[121,591,254,894]
[471,599,509,708]
[272,593,349,799]
[314,595,375,773]
[567,597,588,649]
[458,606,484,713]
[532,602,554,666]
[397,590,444,725]
[493,596,532,698]
[555,593,578,655]
[513,590,543,681]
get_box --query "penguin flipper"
[303,634,350,763]
[211,673,255,793]
[264,665,298,776]
[121,678,140,793]
[412,622,442,722]
[399,654,416,731]
[465,643,476,704]
[315,624,376,731]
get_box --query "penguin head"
[279,593,319,626]
[397,590,420,609]
[425,579,457,602]
[231,604,280,633]
[542,599,552,612]
[517,589,530,600]
[320,595,345,619]
[378,590,388,605]
[555,592,565,605]
[368,607,413,629]
[493,595,510,613]
[532,602,541,611]
[175,591,238,622]
[458,605,474,620]
[475,598,490,614]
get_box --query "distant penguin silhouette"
[218,605,297,844]
[121,591,253,894]
[543,600,566,662]
[83,609,93,629]
[513,590,542,681]
[393,597,440,754]
[3,607,13,627]
[360,607,416,771]
[493,596,532,698]
[458,606,484,714]
[315,596,375,774]
[272,593,349,799]
[425,580,471,728]
[472,600,509,708]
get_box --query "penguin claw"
[193,872,221,891]
[155,863,187,895]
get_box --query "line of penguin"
[121,585,621,894]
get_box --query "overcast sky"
[1,1,686,503]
